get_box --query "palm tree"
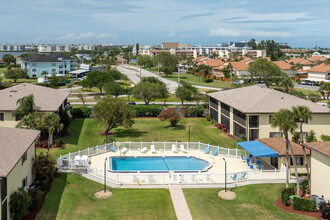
[280,77,294,92]
[41,71,48,86]
[292,106,312,187]
[197,64,212,82]
[271,109,300,195]
[12,95,35,118]
[41,113,63,151]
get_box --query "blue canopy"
[238,140,279,157]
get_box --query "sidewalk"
[169,185,193,220]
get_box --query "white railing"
[87,166,287,186]
[57,141,248,168]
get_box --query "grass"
[162,73,232,89]
[0,67,7,74]
[38,118,237,159]
[183,184,313,220]
[37,173,176,220]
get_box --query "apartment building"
[37,44,95,52]
[208,85,330,141]
[0,44,25,51]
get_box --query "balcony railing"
[233,115,246,127]
[221,108,230,117]
[210,102,218,110]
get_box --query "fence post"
[88,147,90,156]
[198,141,200,151]
[96,146,99,154]
[148,174,150,185]
[275,168,277,180]
[69,152,71,161]
[227,148,230,158]
[129,141,131,150]
[176,140,178,148]
[153,141,155,151]
[164,141,166,151]
[141,141,142,149]
[116,173,119,185]
[236,148,238,158]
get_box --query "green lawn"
[38,118,237,158]
[0,67,7,74]
[183,184,313,220]
[37,173,176,220]
[162,73,232,89]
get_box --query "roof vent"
[281,97,284,99]
[10,90,17,92]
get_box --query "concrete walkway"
[169,185,193,220]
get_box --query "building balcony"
[233,115,246,127]
[221,108,230,117]
[210,102,218,110]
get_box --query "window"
[269,132,283,138]
[210,108,218,122]
[221,115,230,132]
[304,118,309,124]
[52,68,56,72]
[249,129,259,140]
[32,63,36,66]
[32,69,36,72]
[15,115,23,121]
[269,115,272,123]
[234,122,246,138]
[290,157,304,166]
[0,113,4,121]
[52,63,56,66]
[249,116,259,128]
[22,151,27,165]
[32,74,36,77]
[22,176,28,188]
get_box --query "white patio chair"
[74,155,81,166]
[180,145,187,153]
[171,144,178,153]
[148,175,156,183]
[121,147,128,154]
[81,155,89,167]
[140,147,148,153]
[150,145,156,153]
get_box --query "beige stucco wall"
[1,142,35,219]
[310,150,330,200]
[308,71,328,80]
[278,155,311,173]
[0,111,18,128]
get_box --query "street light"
[104,158,108,193]
[188,126,191,143]
[223,158,227,192]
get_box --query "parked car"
[128,101,136,105]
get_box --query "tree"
[308,93,321,103]
[136,43,139,56]
[34,152,56,181]
[306,130,317,142]
[159,85,169,105]
[157,52,178,76]
[157,108,181,127]
[3,54,16,66]
[94,97,135,134]
[4,68,28,83]
[41,71,48,86]
[41,113,63,150]
[12,95,35,118]
[175,82,198,105]
[132,77,167,105]
[292,106,312,187]
[85,71,113,93]
[104,81,125,98]
[48,72,59,88]
[271,109,300,195]
[10,187,31,220]
[197,64,212,82]
[77,93,86,106]
[280,76,294,92]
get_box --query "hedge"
[70,107,91,118]
[182,105,204,117]
[130,105,164,117]
[29,190,42,211]
[292,197,317,212]
[281,187,296,206]
[319,201,330,219]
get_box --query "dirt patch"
[94,190,112,199]
[275,197,325,220]
[97,131,116,136]
[218,190,236,200]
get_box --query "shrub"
[70,107,91,118]
[54,138,61,147]
[319,201,330,219]
[203,78,213,83]
[157,108,181,127]
[205,113,211,121]
[10,187,31,220]
[41,177,50,191]
[29,190,42,211]
[281,186,296,206]
[130,104,164,117]
[306,130,317,142]
[189,105,204,117]
[321,134,330,142]
[210,119,216,125]
[292,197,317,212]
[34,152,56,181]
[237,135,247,142]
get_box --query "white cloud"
[56,32,112,41]
[209,27,291,37]
[166,30,175,37]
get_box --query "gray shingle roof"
[0,83,70,111]
[304,142,330,158]
[0,127,40,177]
[23,53,75,63]
[208,85,330,114]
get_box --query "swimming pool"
[110,156,210,172]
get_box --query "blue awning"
[238,140,279,157]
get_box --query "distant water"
[0,51,33,59]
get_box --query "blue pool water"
[110,156,210,172]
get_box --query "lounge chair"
[81,155,89,167]
[249,164,254,170]
[121,147,128,154]
[150,145,156,154]
[258,165,264,170]
[140,147,148,153]
[148,175,156,183]
[239,172,247,180]
[241,155,246,161]
[180,145,188,153]
[256,160,261,167]
[171,144,178,153]
[74,155,81,166]
[204,146,210,154]
[230,173,237,181]
[212,148,218,156]
[190,174,196,183]
[110,145,116,152]
[205,174,211,183]
[133,174,138,184]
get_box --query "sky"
[1,0,330,48]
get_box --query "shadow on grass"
[61,119,85,145]
[114,128,147,138]
[39,173,67,220]
[163,125,186,130]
